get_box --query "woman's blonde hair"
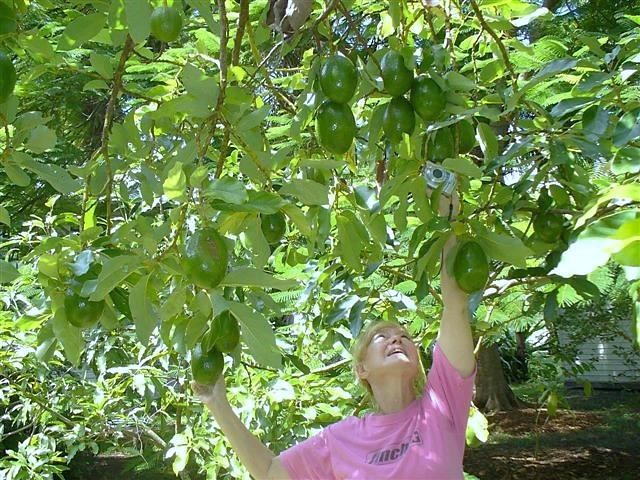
[351,320,427,411]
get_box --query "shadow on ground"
[464,389,640,480]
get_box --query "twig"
[198,0,229,171]
[99,34,135,235]
[469,0,518,93]
[336,1,381,71]
[231,0,249,65]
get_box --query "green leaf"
[582,105,609,136]
[210,191,286,213]
[129,274,159,345]
[479,60,505,84]
[415,235,448,280]
[186,0,219,35]
[282,204,312,237]
[466,406,489,443]
[184,313,209,350]
[550,97,594,118]
[14,152,80,194]
[4,160,31,186]
[159,286,186,322]
[477,123,498,162]
[35,321,57,362]
[475,231,533,267]
[237,106,270,131]
[89,52,114,79]
[163,162,187,201]
[613,108,640,147]
[0,205,10,227]
[544,292,558,322]
[181,64,219,107]
[205,176,249,204]
[83,79,109,91]
[241,217,270,269]
[442,157,483,178]
[552,210,640,277]
[221,267,298,290]
[57,13,107,51]
[124,0,152,44]
[227,302,281,368]
[0,260,19,283]
[51,294,84,366]
[612,147,640,175]
[445,71,476,91]
[90,255,142,301]
[279,179,329,206]
[508,58,578,109]
[578,184,640,227]
[337,214,363,272]
[577,35,605,57]
[26,125,57,153]
[167,433,189,475]
[613,241,640,267]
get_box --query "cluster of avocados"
[179,228,244,386]
[315,54,358,154]
[314,47,478,159]
[314,46,490,294]
[192,311,240,385]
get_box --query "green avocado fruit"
[64,291,105,328]
[383,97,416,143]
[183,228,229,290]
[428,127,455,161]
[213,311,240,353]
[0,52,16,103]
[380,50,413,97]
[533,213,564,243]
[191,344,224,385]
[410,75,446,122]
[150,6,183,42]
[315,100,356,154]
[453,241,489,293]
[319,54,358,104]
[261,212,286,245]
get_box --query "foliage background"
[1,0,639,478]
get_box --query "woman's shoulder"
[327,413,363,434]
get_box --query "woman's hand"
[191,375,228,407]
[436,190,460,219]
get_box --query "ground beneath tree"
[464,389,640,480]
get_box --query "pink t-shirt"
[279,343,476,479]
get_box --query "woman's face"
[358,326,419,382]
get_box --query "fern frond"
[271,289,305,306]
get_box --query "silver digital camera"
[422,161,456,196]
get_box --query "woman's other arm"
[192,378,291,480]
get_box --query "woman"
[192,195,476,479]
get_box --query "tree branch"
[469,0,518,93]
[231,0,249,65]
[98,34,135,235]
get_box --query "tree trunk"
[515,331,529,380]
[474,342,524,412]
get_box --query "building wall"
[559,319,640,385]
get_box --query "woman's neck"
[370,378,416,415]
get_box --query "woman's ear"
[356,361,369,380]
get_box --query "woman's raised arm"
[435,194,476,378]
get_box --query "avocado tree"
[1,0,639,477]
